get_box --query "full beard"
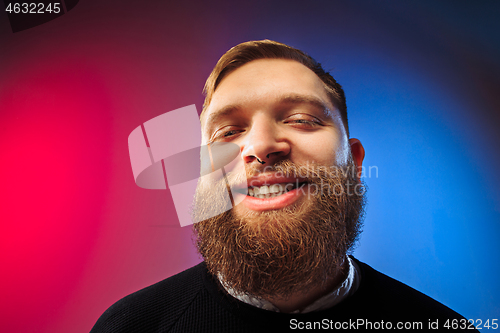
[192,158,366,299]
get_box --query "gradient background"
[1,1,499,332]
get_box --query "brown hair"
[202,40,349,135]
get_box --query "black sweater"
[91,258,475,332]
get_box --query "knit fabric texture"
[90,257,474,332]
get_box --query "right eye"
[223,130,240,137]
[211,127,243,141]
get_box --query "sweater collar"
[218,256,361,313]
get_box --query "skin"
[201,58,365,312]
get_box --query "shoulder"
[90,262,206,333]
[348,257,467,321]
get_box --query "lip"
[234,173,309,191]
[232,173,310,211]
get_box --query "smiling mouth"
[244,182,308,198]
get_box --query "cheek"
[293,133,344,166]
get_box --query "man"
[91,40,474,332]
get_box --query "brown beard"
[192,158,366,299]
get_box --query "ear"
[349,138,365,180]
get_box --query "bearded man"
[91,40,475,332]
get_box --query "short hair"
[201,40,349,136]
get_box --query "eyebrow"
[279,94,335,119]
[205,93,335,134]
[205,104,243,131]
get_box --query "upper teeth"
[248,183,296,198]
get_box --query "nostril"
[256,157,266,164]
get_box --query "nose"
[240,116,290,166]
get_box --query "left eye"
[285,117,320,126]
[291,119,314,124]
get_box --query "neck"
[265,258,348,313]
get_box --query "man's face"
[194,59,365,298]
[202,59,350,217]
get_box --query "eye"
[285,114,322,127]
[222,129,240,137]
[211,127,243,141]
[291,119,316,125]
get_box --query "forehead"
[202,59,337,131]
